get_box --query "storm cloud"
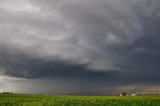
[0,0,160,94]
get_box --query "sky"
[0,0,160,94]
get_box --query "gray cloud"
[0,0,160,94]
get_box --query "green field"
[0,94,160,106]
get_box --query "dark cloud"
[0,0,160,94]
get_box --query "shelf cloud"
[0,0,160,94]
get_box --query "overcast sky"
[0,0,160,94]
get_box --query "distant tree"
[9,92,13,94]
[122,92,127,96]
[116,93,120,96]
[1,92,13,94]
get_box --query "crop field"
[0,94,160,106]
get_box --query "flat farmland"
[0,94,160,106]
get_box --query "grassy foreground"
[0,94,160,106]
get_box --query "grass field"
[0,94,160,106]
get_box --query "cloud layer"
[0,0,160,94]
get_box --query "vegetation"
[0,94,160,106]
[1,92,13,94]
